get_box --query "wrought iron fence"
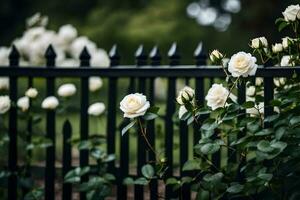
[0,42,299,200]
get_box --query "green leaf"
[141,164,155,179]
[201,120,218,131]
[182,159,201,171]
[24,188,44,200]
[255,129,273,136]
[258,173,273,181]
[147,106,159,114]
[203,172,224,184]
[290,116,300,126]
[181,177,193,184]
[121,120,136,136]
[143,113,158,120]
[257,140,273,153]
[166,178,178,185]
[200,143,220,155]
[242,101,255,109]
[278,22,289,32]
[275,127,286,140]
[123,177,135,185]
[226,183,244,194]
[134,177,148,185]
[264,114,279,123]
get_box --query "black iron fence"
[0,43,299,200]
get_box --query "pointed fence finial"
[9,45,20,67]
[168,42,180,66]
[149,45,161,66]
[194,42,207,66]
[109,44,120,67]
[135,44,147,66]
[45,44,57,67]
[79,46,91,67]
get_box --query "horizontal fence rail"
[0,43,297,200]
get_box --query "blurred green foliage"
[0,0,297,64]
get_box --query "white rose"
[280,55,293,66]
[247,102,264,116]
[282,37,292,49]
[178,105,188,119]
[88,102,105,116]
[0,47,10,65]
[0,96,11,114]
[120,93,150,118]
[274,78,286,87]
[205,84,229,110]
[282,4,300,22]
[57,83,76,97]
[0,77,9,90]
[251,37,268,48]
[89,77,103,92]
[246,86,256,96]
[272,43,283,53]
[209,50,224,63]
[228,52,258,77]
[90,49,110,67]
[255,78,263,86]
[17,96,30,112]
[176,86,195,105]
[25,88,38,98]
[41,96,59,110]
[69,36,97,58]
[58,24,78,43]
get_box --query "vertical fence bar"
[264,61,274,126]
[62,120,72,200]
[45,45,57,200]
[79,47,91,200]
[8,45,19,200]
[148,46,160,200]
[135,45,147,200]
[165,43,179,199]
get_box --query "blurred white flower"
[246,86,256,96]
[0,96,11,114]
[280,55,293,66]
[17,96,30,112]
[178,105,188,119]
[90,49,110,67]
[251,37,268,49]
[255,78,263,86]
[26,13,48,27]
[228,52,257,77]
[88,102,106,116]
[41,96,59,110]
[25,88,38,98]
[58,24,78,43]
[272,43,283,53]
[69,36,97,58]
[89,77,103,92]
[282,37,292,49]
[274,78,286,87]
[0,47,10,65]
[57,59,79,67]
[57,83,76,97]
[0,77,9,90]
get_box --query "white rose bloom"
[41,96,59,110]
[228,52,258,77]
[90,49,110,67]
[57,83,76,97]
[247,102,264,116]
[272,43,283,53]
[255,78,263,86]
[280,55,293,66]
[205,84,229,110]
[282,37,292,49]
[14,37,31,57]
[176,86,195,105]
[0,47,10,65]
[251,37,268,48]
[58,24,78,43]
[209,50,223,62]
[178,105,188,119]
[274,78,286,87]
[69,36,97,58]
[88,102,105,116]
[120,93,150,118]
[17,96,30,112]
[25,88,38,98]
[246,86,256,96]
[0,77,9,90]
[23,27,46,41]
[0,96,11,114]
[89,77,103,92]
[282,4,300,21]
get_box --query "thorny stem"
[137,118,158,160]
[223,77,240,107]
